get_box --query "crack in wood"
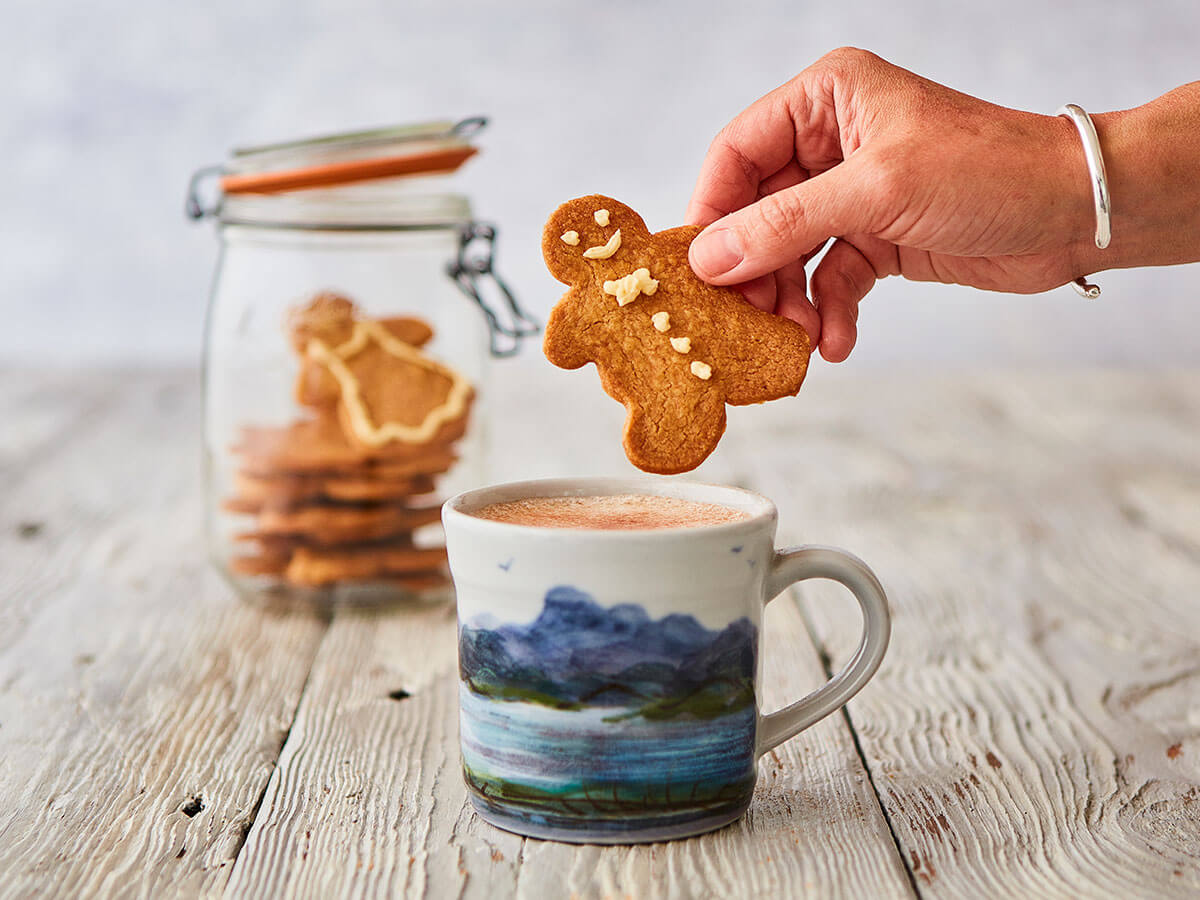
[223,634,327,865]
[787,594,924,897]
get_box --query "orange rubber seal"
[221,145,478,195]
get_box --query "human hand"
[686,47,1106,362]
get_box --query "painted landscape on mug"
[458,586,758,832]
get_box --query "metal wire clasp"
[447,222,540,357]
[185,165,224,220]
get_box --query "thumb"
[689,155,881,285]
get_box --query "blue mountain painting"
[459,587,757,721]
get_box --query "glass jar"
[189,120,536,607]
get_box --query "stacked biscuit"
[225,293,473,592]
[225,416,457,588]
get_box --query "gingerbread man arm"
[543,288,607,370]
[378,317,434,348]
[295,358,341,408]
[719,320,810,404]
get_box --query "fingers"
[757,159,808,200]
[685,85,800,228]
[733,273,777,313]
[728,160,806,317]
[809,237,879,362]
[686,48,888,230]
[772,258,821,347]
[685,65,848,228]
[690,154,878,285]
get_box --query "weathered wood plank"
[0,371,328,899]
[225,374,913,899]
[732,370,1200,899]
[0,368,127,500]
[221,603,522,899]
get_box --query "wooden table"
[1,367,1197,899]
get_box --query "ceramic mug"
[442,477,890,844]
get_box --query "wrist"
[1075,86,1200,274]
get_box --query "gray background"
[4,0,1197,368]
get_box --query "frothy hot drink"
[471,494,750,531]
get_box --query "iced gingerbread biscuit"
[229,470,436,509]
[247,501,443,544]
[232,417,460,477]
[345,453,459,481]
[284,544,449,587]
[230,551,291,578]
[542,195,811,474]
[288,293,474,453]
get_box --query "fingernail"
[691,228,743,278]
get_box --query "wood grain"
[221,603,523,899]
[729,370,1200,899]
[0,371,328,898]
[3,367,1198,898]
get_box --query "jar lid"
[222,118,485,195]
[186,117,486,224]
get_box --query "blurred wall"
[3,0,1197,368]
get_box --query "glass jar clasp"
[447,222,540,357]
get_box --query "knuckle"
[748,191,806,251]
[818,46,875,75]
[861,151,910,205]
[809,262,841,299]
[706,125,761,189]
[724,136,762,187]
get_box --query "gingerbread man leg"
[622,388,728,475]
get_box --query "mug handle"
[756,546,891,756]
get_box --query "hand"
[686,48,1104,362]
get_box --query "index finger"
[685,69,846,227]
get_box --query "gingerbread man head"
[288,293,435,355]
[542,194,811,474]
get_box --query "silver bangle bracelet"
[1057,103,1111,299]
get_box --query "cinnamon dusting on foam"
[470,494,748,531]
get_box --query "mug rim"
[442,476,776,540]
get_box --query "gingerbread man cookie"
[288,293,473,452]
[542,195,812,474]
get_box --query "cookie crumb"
[651,311,671,332]
[594,209,610,226]
[670,336,691,353]
[603,267,659,307]
[583,229,622,259]
[560,231,580,246]
[690,360,712,380]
